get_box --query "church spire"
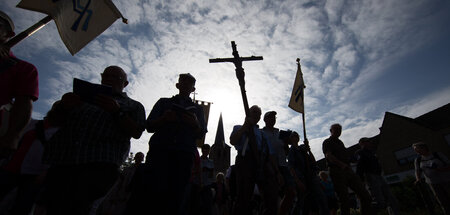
[214,113,225,147]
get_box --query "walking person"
[322,124,373,215]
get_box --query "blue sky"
[2,0,450,161]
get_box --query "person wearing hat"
[0,10,39,156]
[261,111,296,215]
[127,73,207,214]
[413,141,450,215]
[230,105,279,215]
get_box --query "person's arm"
[146,99,175,133]
[0,96,33,147]
[289,167,306,192]
[230,113,260,146]
[181,111,203,137]
[230,124,249,146]
[414,157,422,185]
[324,146,350,170]
[95,94,145,139]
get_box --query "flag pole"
[5,15,52,48]
[296,58,308,145]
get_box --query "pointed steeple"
[210,113,230,175]
[214,113,225,147]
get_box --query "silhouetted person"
[200,143,214,215]
[230,105,280,215]
[97,152,145,215]
[319,171,338,215]
[211,172,229,215]
[261,111,296,215]
[43,66,146,215]
[127,73,206,215]
[288,131,328,215]
[0,101,65,215]
[355,137,400,215]
[322,124,373,215]
[413,141,450,215]
[0,10,39,158]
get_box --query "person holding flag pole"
[288,58,329,214]
[288,58,308,144]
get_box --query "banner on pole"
[194,100,212,147]
[17,0,127,55]
[288,58,305,113]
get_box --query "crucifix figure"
[209,41,263,170]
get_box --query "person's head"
[101,66,128,93]
[330,123,342,138]
[289,131,300,146]
[176,73,196,97]
[263,111,276,128]
[201,144,211,156]
[45,100,67,126]
[0,11,15,44]
[134,152,145,164]
[319,171,328,181]
[412,142,430,156]
[216,172,225,184]
[248,105,262,124]
[358,137,371,149]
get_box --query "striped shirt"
[44,92,145,166]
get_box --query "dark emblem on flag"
[294,84,303,103]
[71,0,92,32]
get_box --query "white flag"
[17,0,127,55]
[288,58,305,113]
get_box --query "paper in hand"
[73,78,112,104]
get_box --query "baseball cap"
[264,111,276,120]
[179,73,196,83]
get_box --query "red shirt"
[0,52,39,106]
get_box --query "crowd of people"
[1,10,450,215]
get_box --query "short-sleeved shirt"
[355,148,382,179]
[44,92,146,166]
[415,152,450,184]
[0,52,39,106]
[146,95,207,155]
[230,125,274,156]
[262,128,287,166]
[322,137,349,168]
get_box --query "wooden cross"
[209,41,263,168]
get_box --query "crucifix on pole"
[209,41,263,114]
[209,41,263,168]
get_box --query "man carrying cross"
[230,105,281,215]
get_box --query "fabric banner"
[17,0,126,55]
[194,100,211,147]
[288,58,305,113]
